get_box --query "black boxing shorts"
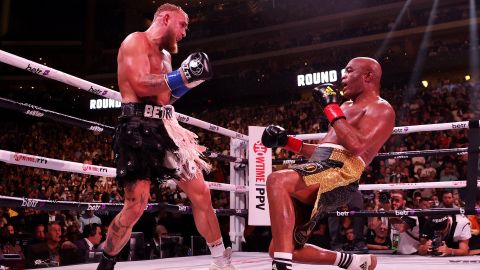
[113,103,179,186]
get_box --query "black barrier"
[204,150,247,164]
[0,96,112,135]
[0,195,247,217]
[0,97,246,164]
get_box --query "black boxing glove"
[312,83,346,126]
[165,52,213,99]
[261,125,303,153]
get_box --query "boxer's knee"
[267,170,301,194]
[189,183,213,209]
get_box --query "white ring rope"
[293,121,478,140]
[358,180,480,191]
[2,149,475,193]
[0,49,248,141]
[0,149,248,193]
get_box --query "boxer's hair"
[154,3,187,21]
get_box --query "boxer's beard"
[163,26,178,54]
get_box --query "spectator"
[79,210,102,234]
[418,215,471,256]
[47,211,66,225]
[388,191,420,254]
[367,222,391,250]
[147,224,185,259]
[26,222,62,268]
[340,227,357,251]
[0,224,24,259]
[74,223,103,263]
[439,163,459,182]
[438,190,460,208]
[420,162,437,178]
[468,200,480,255]
[29,224,46,245]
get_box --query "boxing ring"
[1,50,480,270]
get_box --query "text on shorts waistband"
[144,104,174,119]
[121,103,175,120]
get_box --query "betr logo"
[452,123,467,129]
[25,64,50,76]
[87,204,101,211]
[21,198,39,208]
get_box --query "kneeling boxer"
[263,57,395,270]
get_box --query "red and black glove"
[261,125,303,153]
[312,83,346,126]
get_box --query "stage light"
[421,80,429,88]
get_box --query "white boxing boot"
[209,247,237,270]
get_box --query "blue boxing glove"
[165,52,213,99]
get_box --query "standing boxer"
[97,3,235,270]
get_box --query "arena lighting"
[469,0,479,82]
[465,75,471,81]
[421,80,429,88]
[405,0,438,102]
[374,0,411,59]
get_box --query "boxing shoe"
[209,247,237,270]
[271,260,292,270]
[96,252,116,270]
[346,254,377,270]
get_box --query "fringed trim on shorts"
[162,111,211,180]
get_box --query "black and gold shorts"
[292,144,365,216]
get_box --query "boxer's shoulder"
[371,98,395,115]
[125,31,147,41]
[120,32,149,50]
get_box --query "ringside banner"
[248,126,272,226]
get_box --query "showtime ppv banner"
[248,126,272,226]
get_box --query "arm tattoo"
[139,74,166,88]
